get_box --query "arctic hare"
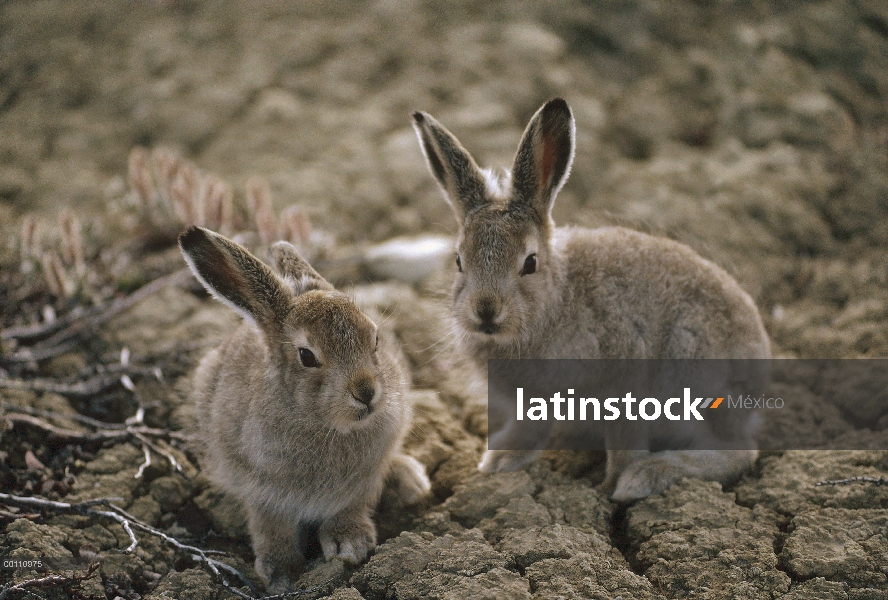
[179,226,430,592]
[412,99,770,501]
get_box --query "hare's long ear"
[179,226,291,330]
[510,98,575,220]
[270,241,333,295]
[412,111,489,221]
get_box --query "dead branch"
[0,510,39,521]
[1,268,190,358]
[132,432,184,477]
[3,380,192,479]
[816,476,888,487]
[3,406,192,481]
[3,339,84,364]
[134,435,153,480]
[0,493,332,599]
[0,561,100,600]
[0,374,122,398]
[2,409,188,443]
[1,307,86,344]
[4,412,128,442]
[77,360,165,382]
[0,493,249,594]
[2,404,127,431]
[0,363,165,398]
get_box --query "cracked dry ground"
[3,0,888,599]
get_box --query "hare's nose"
[350,375,376,407]
[476,304,496,321]
[474,296,501,333]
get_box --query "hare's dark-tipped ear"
[412,110,489,221]
[270,241,333,295]
[510,98,575,220]
[179,226,291,329]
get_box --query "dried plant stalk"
[40,251,64,297]
[202,175,233,233]
[280,205,311,249]
[170,162,207,227]
[20,214,40,259]
[246,176,278,245]
[59,209,87,278]
[127,146,156,208]
[124,146,321,254]
[151,147,179,208]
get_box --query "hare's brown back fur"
[556,226,768,359]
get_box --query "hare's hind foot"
[609,449,758,502]
[256,556,305,595]
[387,454,431,506]
[478,449,541,473]
[248,507,307,594]
[319,509,377,564]
[609,454,691,502]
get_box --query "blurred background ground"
[1,1,888,598]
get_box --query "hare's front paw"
[319,511,377,564]
[610,458,685,502]
[478,449,540,473]
[388,454,431,506]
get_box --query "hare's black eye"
[521,253,537,276]
[298,348,320,368]
[455,254,463,272]
[375,332,379,350]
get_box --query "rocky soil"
[2,1,888,598]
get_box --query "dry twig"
[0,494,332,599]
[133,432,184,477]
[0,373,124,398]
[816,476,888,487]
[1,268,190,362]
[3,404,191,480]
[0,561,100,600]
[2,407,188,443]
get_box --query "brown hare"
[412,98,770,501]
[179,226,430,593]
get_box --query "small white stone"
[503,22,566,58]
[363,235,453,284]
